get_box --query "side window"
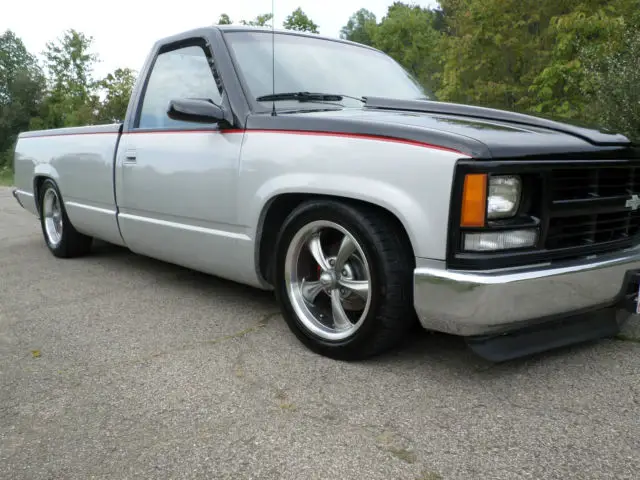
[138,44,222,129]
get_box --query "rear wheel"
[38,179,92,258]
[274,199,416,360]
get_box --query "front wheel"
[38,178,92,258]
[274,199,416,360]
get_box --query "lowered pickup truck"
[11,25,640,361]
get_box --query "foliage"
[0,165,13,186]
[240,13,273,27]
[96,67,136,123]
[0,30,45,168]
[32,29,101,129]
[217,7,320,33]
[580,26,640,140]
[338,0,639,138]
[0,28,139,169]
[436,0,557,109]
[371,3,444,93]
[339,8,377,46]
[217,13,232,25]
[283,8,319,33]
[527,2,628,118]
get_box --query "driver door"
[115,40,246,279]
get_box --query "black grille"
[550,166,640,201]
[546,166,640,250]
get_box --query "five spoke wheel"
[42,187,63,247]
[284,220,372,341]
[38,178,93,258]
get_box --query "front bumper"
[414,246,640,336]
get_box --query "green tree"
[527,1,630,118]
[0,30,45,167]
[283,7,319,33]
[96,68,136,123]
[34,29,100,129]
[435,0,635,118]
[240,13,273,27]
[437,0,571,110]
[372,2,443,93]
[340,8,377,46]
[580,25,640,139]
[217,13,232,25]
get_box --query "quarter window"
[138,44,222,129]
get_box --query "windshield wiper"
[256,91,365,103]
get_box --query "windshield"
[223,31,431,109]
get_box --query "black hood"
[364,97,630,146]
[245,97,638,160]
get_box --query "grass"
[0,168,13,186]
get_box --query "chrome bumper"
[414,247,640,336]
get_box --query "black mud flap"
[465,270,640,363]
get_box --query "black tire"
[38,178,93,258]
[273,199,416,360]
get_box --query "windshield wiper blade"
[256,91,365,103]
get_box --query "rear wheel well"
[33,176,50,215]
[257,193,415,285]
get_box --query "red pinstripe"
[20,128,465,155]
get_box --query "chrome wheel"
[284,220,372,341]
[42,188,63,247]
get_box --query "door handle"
[123,148,137,163]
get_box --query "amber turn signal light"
[460,174,487,227]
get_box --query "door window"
[137,44,222,129]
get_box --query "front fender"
[252,173,427,256]
[238,129,466,261]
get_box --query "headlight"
[487,175,521,219]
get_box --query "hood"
[245,97,637,160]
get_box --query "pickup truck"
[11,25,640,361]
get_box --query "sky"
[3,0,437,79]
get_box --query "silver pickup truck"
[11,26,640,361]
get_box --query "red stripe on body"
[22,128,465,155]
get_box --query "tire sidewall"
[274,201,391,354]
[39,179,69,256]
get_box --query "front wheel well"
[257,193,415,285]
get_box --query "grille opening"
[546,211,640,249]
[551,166,639,201]
[546,165,640,251]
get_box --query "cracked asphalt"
[1,185,640,480]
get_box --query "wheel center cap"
[319,271,336,288]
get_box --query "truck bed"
[13,123,125,246]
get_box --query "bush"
[0,149,12,170]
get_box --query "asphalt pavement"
[1,186,639,480]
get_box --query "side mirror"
[167,98,226,124]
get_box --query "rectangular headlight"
[488,175,521,219]
[463,229,538,252]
